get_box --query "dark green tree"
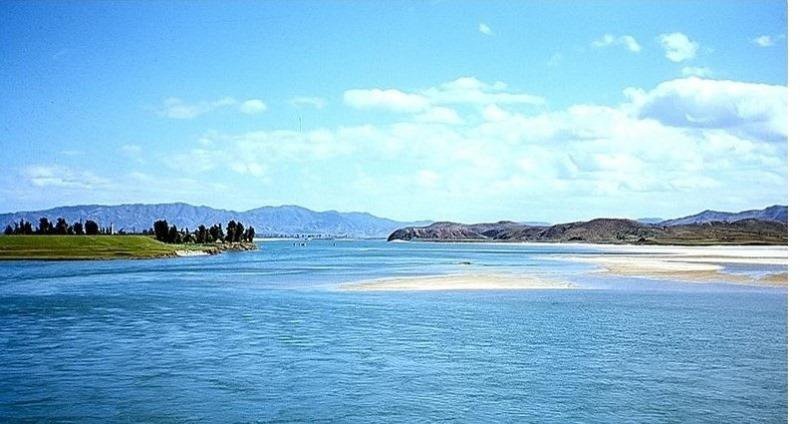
[225,220,237,243]
[55,218,69,235]
[153,220,170,242]
[85,220,99,235]
[167,225,179,243]
[235,222,245,242]
[38,217,52,234]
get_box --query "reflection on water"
[0,240,787,422]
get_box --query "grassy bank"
[0,235,209,260]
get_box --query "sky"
[0,0,788,223]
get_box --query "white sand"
[562,245,787,286]
[340,273,572,292]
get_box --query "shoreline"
[0,236,258,261]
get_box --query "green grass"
[0,235,203,260]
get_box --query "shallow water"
[0,240,787,422]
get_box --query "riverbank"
[0,235,257,260]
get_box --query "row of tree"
[3,218,107,236]
[153,220,255,244]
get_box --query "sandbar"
[562,245,787,286]
[340,273,572,291]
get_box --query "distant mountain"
[636,217,664,224]
[0,203,425,238]
[388,218,787,245]
[659,205,787,226]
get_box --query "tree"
[235,222,245,242]
[85,220,99,235]
[209,224,222,242]
[3,225,12,235]
[153,220,169,242]
[195,224,209,244]
[73,222,84,235]
[226,220,237,243]
[168,225,179,243]
[54,218,69,235]
[38,217,52,234]
[246,226,255,242]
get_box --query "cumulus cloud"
[170,76,784,220]
[752,35,775,47]
[343,89,430,112]
[624,77,786,141]
[120,144,145,163]
[680,66,712,77]
[343,77,544,119]
[63,75,782,221]
[23,165,109,189]
[658,32,698,62]
[592,34,642,52]
[158,97,236,119]
[478,23,493,36]
[290,96,327,109]
[158,97,267,119]
[240,99,267,114]
[414,107,463,125]
[422,77,545,106]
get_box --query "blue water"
[0,240,787,422]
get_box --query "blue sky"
[0,0,787,222]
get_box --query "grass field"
[0,235,205,260]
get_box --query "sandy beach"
[340,273,572,291]
[562,245,787,286]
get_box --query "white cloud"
[182,76,784,217]
[240,99,267,114]
[422,77,545,106]
[231,162,266,177]
[120,144,144,163]
[23,165,109,189]
[752,35,775,47]
[592,34,642,52]
[416,170,440,188]
[290,96,327,109]
[414,107,463,125]
[546,53,563,67]
[343,77,544,118]
[681,66,712,77]
[343,89,430,112]
[625,77,786,141]
[158,97,268,118]
[159,97,236,119]
[58,76,782,222]
[658,32,698,62]
[478,23,493,36]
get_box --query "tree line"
[4,218,107,235]
[3,217,256,245]
[153,220,255,244]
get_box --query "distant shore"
[0,235,257,261]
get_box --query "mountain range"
[388,205,788,245]
[658,205,787,226]
[0,203,787,240]
[0,203,426,238]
